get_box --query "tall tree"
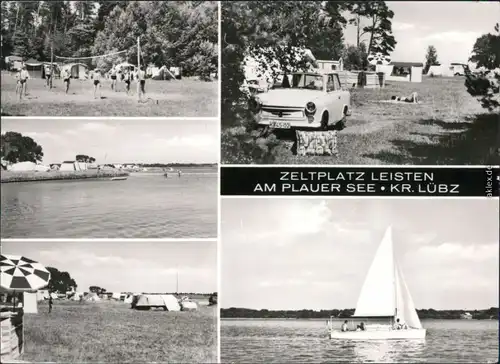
[47,267,77,293]
[465,23,500,111]
[0,131,44,163]
[351,1,396,65]
[424,45,439,74]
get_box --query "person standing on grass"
[93,68,102,99]
[62,68,71,94]
[109,65,117,91]
[18,65,30,101]
[123,69,131,95]
[45,65,52,87]
[48,296,53,314]
[137,66,146,100]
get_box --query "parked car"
[250,70,351,131]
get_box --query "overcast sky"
[343,1,500,64]
[1,119,218,164]
[221,198,499,311]
[2,241,217,293]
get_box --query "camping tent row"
[5,161,98,172]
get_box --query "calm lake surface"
[222,319,499,363]
[1,168,217,238]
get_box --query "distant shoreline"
[221,307,499,320]
[1,170,129,183]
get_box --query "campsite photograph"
[220,198,499,363]
[1,1,218,117]
[221,1,500,165]
[0,240,218,363]
[0,118,218,239]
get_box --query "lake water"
[1,168,217,238]
[221,319,499,363]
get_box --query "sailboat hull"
[329,329,426,340]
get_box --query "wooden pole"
[50,39,54,89]
[137,36,140,101]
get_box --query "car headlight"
[305,101,316,115]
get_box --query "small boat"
[110,176,128,181]
[328,226,426,340]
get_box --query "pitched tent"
[133,294,180,311]
[85,292,101,302]
[111,292,121,300]
[59,161,86,171]
[50,292,58,299]
[124,294,133,304]
[180,300,198,311]
[9,161,38,171]
[61,63,89,79]
[25,59,43,78]
[6,55,23,71]
[36,289,49,301]
[9,161,49,172]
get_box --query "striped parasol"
[0,254,51,291]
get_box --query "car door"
[326,74,343,122]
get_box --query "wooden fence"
[1,311,24,363]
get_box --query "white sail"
[395,261,422,329]
[353,227,396,317]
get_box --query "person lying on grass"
[391,91,419,103]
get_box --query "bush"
[221,124,281,164]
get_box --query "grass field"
[0,73,218,117]
[223,76,499,165]
[21,299,217,363]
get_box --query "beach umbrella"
[1,255,51,291]
[1,254,51,310]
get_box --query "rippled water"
[1,169,217,238]
[221,319,499,363]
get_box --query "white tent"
[180,300,198,311]
[59,161,86,171]
[111,292,121,300]
[50,292,58,299]
[133,294,180,311]
[124,294,134,304]
[61,63,89,79]
[36,290,49,301]
[9,161,39,172]
[71,292,83,301]
[85,292,101,302]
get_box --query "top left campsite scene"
[1,1,219,117]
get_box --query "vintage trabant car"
[250,71,351,130]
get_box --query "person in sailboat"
[393,318,408,330]
[341,320,348,332]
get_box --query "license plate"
[270,121,291,129]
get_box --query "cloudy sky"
[1,119,218,164]
[221,198,499,311]
[2,241,217,293]
[343,1,500,64]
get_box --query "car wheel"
[334,116,347,131]
[320,112,330,131]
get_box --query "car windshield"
[277,74,323,90]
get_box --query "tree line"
[1,1,218,78]
[221,307,499,320]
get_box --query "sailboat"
[328,226,426,340]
